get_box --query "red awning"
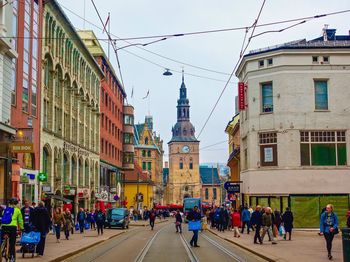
[155,205,168,209]
[168,204,183,209]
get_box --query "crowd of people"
[0,198,108,260]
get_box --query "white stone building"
[235,29,350,227]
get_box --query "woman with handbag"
[52,207,66,243]
[175,210,182,233]
[320,204,339,260]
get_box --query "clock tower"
[167,71,201,204]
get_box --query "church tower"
[167,71,201,204]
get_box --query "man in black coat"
[251,205,263,244]
[282,207,294,240]
[32,201,51,256]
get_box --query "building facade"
[41,0,103,212]
[200,167,221,207]
[134,116,164,205]
[0,0,18,203]
[10,0,43,204]
[78,30,127,206]
[235,29,350,227]
[166,73,201,205]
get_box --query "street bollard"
[341,228,350,262]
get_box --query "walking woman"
[53,207,66,243]
[63,209,73,240]
[282,207,293,240]
[320,204,339,260]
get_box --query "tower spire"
[182,68,184,84]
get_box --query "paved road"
[66,221,266,262]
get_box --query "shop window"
[259,132,278,166]
[205,188,209,200]
[261,82,273,113]
[300,131,346,166]
[314,80,328,110]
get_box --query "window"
[261,82,273,113]
[142,162,146,170]
[314,80,328,110]
[31,84,37,116]
[123,152,134,164]
[179,158,183,169]
[145,137,149,145]
[11,61,16,105]
[323,56,329,63]
[147,151,151,157]
[147,162,152,171]
[22,79,29,112]
[259,132,278,166]
[205,188,209,200]
[123,133,133,144]
[267,58,273,66]
[312,56,318,63]
[213,188,217,200]
[258,60,264,67]
[142,150,146,157]
[300,131,346,166]
[189,158,193,169]
[124,114,134,125]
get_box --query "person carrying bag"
[187,206,201,247]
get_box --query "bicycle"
[0,231,12,262]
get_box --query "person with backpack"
[320,204,339,260]
[2,198,24,260]
[94,207,105,235]
[77,208,86,233]
[149,208,156,230]
[32,201,51,257]
[21,200,33,233]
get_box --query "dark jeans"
[175,223,182,232]
[79,220,84,233]
[254,225,262,243]
[36,233,47,256]
[190,230,199,246]
[65,229,70,239]
[242,221,250,234]
[90,222,96,230]
[2,226,17,260]
[24,223,31,233]
[54,224,61,240]
[150,219,155,229]
[324,232,335,255]
[219,222,225,232]
[97,223,103,235]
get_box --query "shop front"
[19,168,39,204]
[77,188,90,210]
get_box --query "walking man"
[251,205,263,244]
[77,208,86,233]
[261,207,277,244]
[241,205,251,234]
[187,206,201,247]
[94,207,106,236]
[149,208,156,230]
[175,210,182,233]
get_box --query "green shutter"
[337,143,347,165]
[311,144,336,166]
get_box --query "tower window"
[145,137,149,145]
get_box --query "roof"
[133,121,162,153]
[225,113,239,134]
[200,167,221,185]
[163,168,169,185]
[124,162,153,184]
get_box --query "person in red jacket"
[231,209,241,238]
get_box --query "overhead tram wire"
[197,0,266,139]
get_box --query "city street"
[66,221,266,262]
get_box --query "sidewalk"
[208,228,343,262]
[129,218,169,227]
[17,228,125,262]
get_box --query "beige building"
[41,1,103,211]
[235,28,350,227]
[166,74,201,204]
[200,167,221,207]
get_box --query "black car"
[105,208,130,229]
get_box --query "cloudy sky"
[58,0,350,164]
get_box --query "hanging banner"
[238,82,245,111]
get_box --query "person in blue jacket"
[320,204,339,260]
[187,206,201,247]
[241,205,251,234]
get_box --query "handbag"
[279,225,286,236]
[188,221,201,231]
[175,222,181,226]
[332,227,339,235]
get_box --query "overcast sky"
[58,0,350,164]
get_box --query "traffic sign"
[224,181,240,193]
[38,172,48,182]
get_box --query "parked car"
[105,208,130,229]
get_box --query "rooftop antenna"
[83,0,86,29]
[323,24,329,41]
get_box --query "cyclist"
[2,198,24,260]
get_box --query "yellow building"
[124,163,154,209]
[134,116,164,204]
[225,113,240,181]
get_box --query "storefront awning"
[52,195,72,203]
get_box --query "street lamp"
[163,69,173,76]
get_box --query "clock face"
[182,145,190,153]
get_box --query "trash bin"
[342,228,350,262]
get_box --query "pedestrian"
[320,204,339,260]
[218,204,228,232]
[63,209,73,240]
[214,207,220,230]
[226,207,232,231]
[77,208,86,233]
[209,209,215,228]
[248,206,255,232]
[21,200,34,233]
[149,208,156,230]
[347,210,350,228]
[241,205,251,234]
[32,201,50,257]
[52,207,65,243]
[94,207,106,235]
[273,209,282,238]
[282,207,293,240]
[133,209,138,221]
[1,198,24,261]
[251,205,263,244]
[175,209,183,233]
[261,207,277,244]
[87,209,96,230]
[231,209,241,238]
[187,206,201,247]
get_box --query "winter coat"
[282,211,294,231]
[231,212,241,227]
[77,211,86,222]
[63,212,73,231]
[175,213,182,223]
[187,210,201,222]
[320,212,339,234]
[21,206,34,225]
[219,208,228,223]
[241,209,251,222]
[250,211,262,227]
[273,211,282,227]
[262,213,272,227]
[32,206,51,235]
[94,211,106,225]
[53,212,65,226]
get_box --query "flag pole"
[108,12,110,60]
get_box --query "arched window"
[63,154,69,184]
[85,160,89,187]
[189,157,193,170]
[43,146,52,183]
[179,158,183,170]
[145,137,149,145]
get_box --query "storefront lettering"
[63,142,89,157]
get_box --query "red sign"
[238,82,245,111]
